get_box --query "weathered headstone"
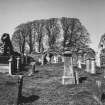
[77,50,83,68]
[54,55,58,63]
[72,53,78,66]
[62,51,75,85]
[96,80,101,88]
[75,71,79,84]
[41,54,44,65]
[90,58,96,74]
[86,58,91,72]
[58,55,62,63]
[86,58,96,74]
[46,54,50,63]
[62,56,64,62]
[0,33,22,74]
[8,57,14,75]
[16,57,21,72]
[77,55,82,69]
[28,62,36,76]
[78,60,81,69]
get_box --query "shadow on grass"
[101,93,105,102]
[19,95,39,104]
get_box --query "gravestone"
[16,57,21,72]
[86,58,96,74]
[90,58,96,74]
[96,80,101,88]
[77,53,82,69]
[24,53,28,64]
[46,54,50,63]
[86,58,91,72]
[78,59,81,69]
[0,34,25,104]
[41,54,44,65]
[52,55,58,63]
[0,33,21,75]
[83,53,87,64]
[55,55,58,63]
[57,55,62,63]
[62,51,75,85]
[75,71,79,84]
[62,56,64,62]
[72,53,78,66]
[28,62,36,76]
[8,56,14,75]
[77,50,83,68]
[85,50,96,73]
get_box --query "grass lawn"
[0,63,105,105]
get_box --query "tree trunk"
[29,33,33,54]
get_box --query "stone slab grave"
[77,53,82,69]
[62,51,77,85]
[86,58,96,74]
[0,56,22,75]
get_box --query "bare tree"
[99,33,105,49]
[45,18,60,51]
[61,17,90,53]
[12,23,29,54]
[12,29,24,53]
[32,21,44,53]
[12,17,90,56]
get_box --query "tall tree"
[12,29,24,53]
[61,17,90,53]
[25,22,33,54]
[12,23,29,54]
[32,21,44,53]
[12,17,90,55]
[45,18,60,51]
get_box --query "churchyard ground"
[0,63,105,105]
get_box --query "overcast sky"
[0,0,105,51]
